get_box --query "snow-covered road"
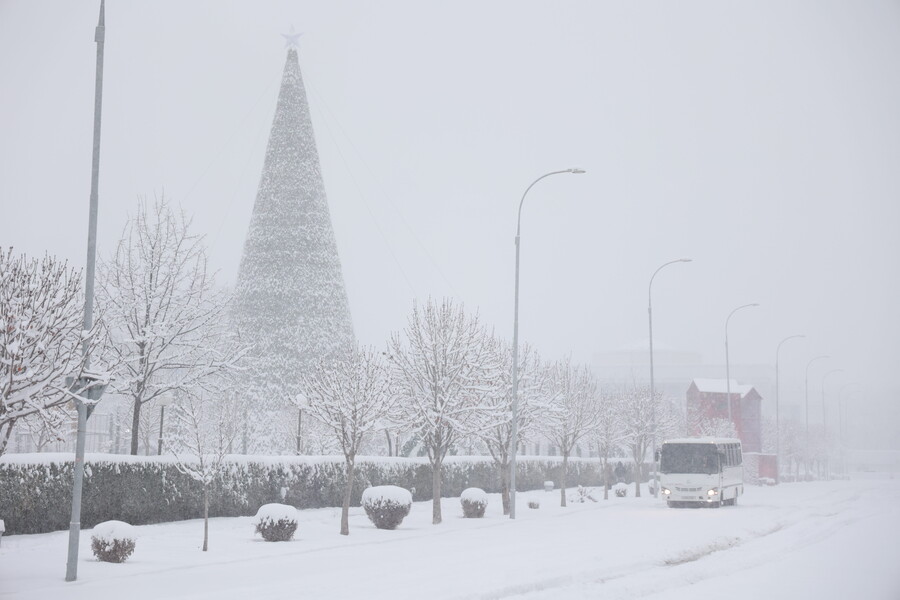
[2,479,898,599]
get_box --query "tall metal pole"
[66,0,106,583]
[775,334,804,483]
[820,368,843,479]
[509,168,584,519]
[724,303,759,429]
[647,258,691,498]
[803,354,828,481]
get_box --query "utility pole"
[66,0,107,582]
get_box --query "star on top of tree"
[282,26,303,49]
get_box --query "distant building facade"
[686,378,762,452]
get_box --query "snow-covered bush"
[90,521,137,563]
[361,485,412,530]
[568,485,598,503]
[543,480,554,492]
[613,483,628,498]
[254,503,299,542]
[460,487,488,518]
[528,500,540,509]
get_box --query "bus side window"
[727,445,734,466]
[736,446,742,465]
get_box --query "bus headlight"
[707,488,718,497]
[662,487,671,496]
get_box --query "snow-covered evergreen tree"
[232,48,355,453]
[297,345,398,535]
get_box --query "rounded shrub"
[254,503,299,542]
[361,485,412,530]
[460,487,488,518]
[90,520,137,563]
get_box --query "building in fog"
[686,378,763,452]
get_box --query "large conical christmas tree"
[233,47,355,441]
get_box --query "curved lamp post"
[820,368,843,478]
[804,355,829,479]
[509,168,585,519]
[724,303,759,427]
[648,258,692,497]
[775,334,805,483]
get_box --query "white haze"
[1,1,898,448]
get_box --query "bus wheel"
[732,492,738,506]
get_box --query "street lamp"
[66,0,106,583]
[775,334,805,483]
[724,303,759,427]
[157,394,174,455]
[821,368,843,479]
[648,258,692,497]
[804,354,829,479]
[509,167,585,520]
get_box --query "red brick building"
[686,379,762,452]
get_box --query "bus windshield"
[660,444,720,475]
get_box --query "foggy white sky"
[1,1,898,432]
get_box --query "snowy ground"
[2,478,898,600]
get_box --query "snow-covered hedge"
[254,503,298,542]
[0,453,609,535]
[90,520,137,563]
[361,486,412,530]
[460,487,488,518]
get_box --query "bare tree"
[691,416,738,438]
[589,390,626,500]
[0,248,100,455]
[390,299,502,524]
[98,198,244,454]
[619,386,681,497]
[297,346,397,535]
[168,388,241,551]
[475,340,548,514]
[545,359,603,507]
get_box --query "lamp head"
[568,168,586,174]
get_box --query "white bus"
[657,437,743,508]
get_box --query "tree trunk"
[341,459,354,536]
[634,460,642,497]
[432,459,442,524]
[130,397,142,455]
[499,457,510,515]
[560,453,568,507]
[602,457,609,500]
[202,484,209,551]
